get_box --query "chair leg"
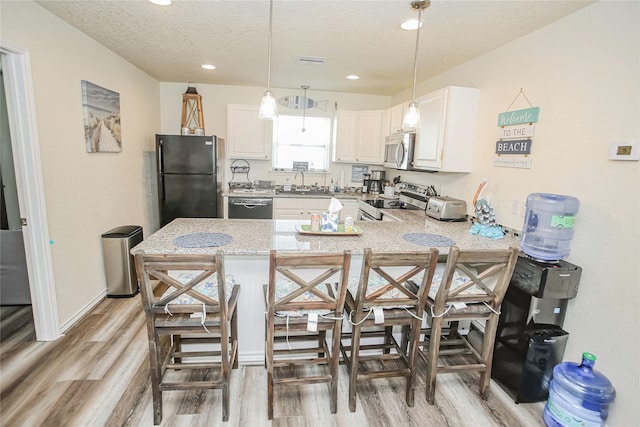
[147,338,163,425]
[330,325,342,414]
[400,324,410,356]
[426,316,443,405]
[266,318,274,420]
[173,334,182,367]
[319,330,326,358]
[383,326,393,355]
[267,371,274,420]
[222,383,230,422]
[405,320,421,407]
[231,310,239,369]
[479,315,499,400]
[348,322,362,412]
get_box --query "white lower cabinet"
[273,197,359,221]
[273,198,328,220]
[338,199,359,222]
[413,86,480,172]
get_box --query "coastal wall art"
[81,80,121,153]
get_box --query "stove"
[397,182,439,210]
[358,182,436,221]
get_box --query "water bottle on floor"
[544,352,616,427]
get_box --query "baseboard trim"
[239,351,265,366]
[60,290,107,334]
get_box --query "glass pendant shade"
[402,101,420,130]
[258,90,278,120]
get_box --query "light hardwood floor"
[0,295,545,427]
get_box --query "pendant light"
[402,0,431,131]
[258,0,277,120]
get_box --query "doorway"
[0,44,60,341]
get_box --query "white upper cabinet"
[388,103,406,135]
[227,104,271,159]
[333,110,384,164]
[413,86,480,172]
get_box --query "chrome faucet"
[294,171,305,188]
[321,172,327,191]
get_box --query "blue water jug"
[544,352,616,427]
[520,193,580,261]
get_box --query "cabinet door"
[381,108,391,139]
[389,103,406,134]
[333,111,357,162]
[305,198,329,219]
[356,110,384,164]
[227,104,271,159]
[413,89,447,169]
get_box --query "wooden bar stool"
[418,245,519,404]
[134,251,240,424]
[340,248,439,412]
[264,250,351,420]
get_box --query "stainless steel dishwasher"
[228,197,273,219]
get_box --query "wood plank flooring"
[0,295,545,427]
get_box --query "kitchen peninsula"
[132,215,518,363]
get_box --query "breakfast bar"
[132,215,518,363]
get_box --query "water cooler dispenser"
[492,193,583,403]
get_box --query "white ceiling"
[35,0,594,96]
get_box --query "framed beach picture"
[81,80,121,153]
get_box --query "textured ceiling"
[34,0,594,96]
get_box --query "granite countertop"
[132,215,518,256]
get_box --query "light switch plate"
[609,141,639,160]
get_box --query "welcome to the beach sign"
[495,106,540,169]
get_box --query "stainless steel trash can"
[101,225,143,297]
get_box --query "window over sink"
[272,113,331,171]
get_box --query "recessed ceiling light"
[401,19,422,30]
[346,75,360,80]
[201,64,216,70]
[148,0,171,5]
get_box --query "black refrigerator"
[156,134,225,227]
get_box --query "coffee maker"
[369,170,385,195]
[492,254,582,403]
[362,173,372,193]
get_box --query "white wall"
[0,1,160,326]
[393,2,639,424]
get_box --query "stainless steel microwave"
[383,132,415,170]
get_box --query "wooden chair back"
[352,247,439,315]
[267,250,352,317]
[136,252,231,323]
[431,246,519,314]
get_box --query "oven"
[358,200,382,221]
[228,197,273,219]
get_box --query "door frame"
[1,41,61,341]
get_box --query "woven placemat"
[173,232,233,248]
[402,233,455,247]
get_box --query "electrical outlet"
[520,202,527,217]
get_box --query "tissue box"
[321,212,339,232]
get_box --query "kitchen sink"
[276,188,334,196]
